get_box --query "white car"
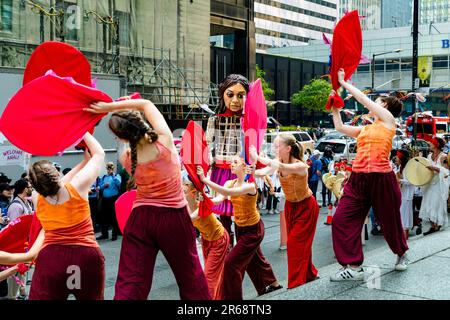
[315,138,357,162]
[314,130,350,148]
[262,131,314,159]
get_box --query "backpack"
[320,157,331,174]
[7,197,34,216]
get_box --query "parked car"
[316,138,357,162]
[262,131,314,159]
[314,130,351,148]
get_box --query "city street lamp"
[371,49,403,90]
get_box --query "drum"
[404,156,434,186]
[322,173,332,185]
[332,177,345,199]
[322,174,337,190]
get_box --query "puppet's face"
[224,84,247,113]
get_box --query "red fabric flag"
[326,10,362,110]
[23,41,92,87]
[0,71,112,156]
[180,121,214,218]
[28,214,43,249]
[115,190,137,234]
[0,215,34,253]
[242,79,267,181]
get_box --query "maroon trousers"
[332,172,409,266]
[114,205,210,300]
[220,219,277,300]
[29,245,105,300]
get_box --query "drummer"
[394,150,414,239]
[419,137,450,235]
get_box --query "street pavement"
[262,220,450,300]
[23,195,446,300]
[96,203,391,300]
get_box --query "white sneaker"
[268,209,275,215]
[330,266,365,282]
[395,254,409,271]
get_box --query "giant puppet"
[206,74,250,246]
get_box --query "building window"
[64,2,78,41]
[115,11,131,47]
[0,0,13,32]
[55,0,79,41]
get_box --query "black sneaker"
[371,228,382,236]
[263,284,283,295]
[96,235,108,240]
[423,227,436,236]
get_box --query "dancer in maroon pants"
[329,69,408,281]
[86,98,210,300]
[197,156,281,300]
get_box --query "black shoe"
[96,235,108,240]
[416,226,422,235]
[111,235,118,241]
[423,227,436,236]
[262,284,283,295]
[371,228,380,236]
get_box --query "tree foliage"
[256,64,275,101]
[291,79,332,113]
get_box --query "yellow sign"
[417,56,433,88]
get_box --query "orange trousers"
[285,196,319,289]
[201,230,230,300]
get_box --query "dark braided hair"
[278,133,304,162]
[217,74,250,114]
[28,160,61,197]
[109,110,158,190]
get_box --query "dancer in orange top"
[329,68,408,281]
[181,173,230,300]
[197,156,281,300]
[0,132,106,300]
[250,134,320,289]
[86,98,210,300]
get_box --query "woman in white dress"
[394,150,415,239]
[419,137,450,235]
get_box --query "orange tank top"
[229,180,260,227]
[123,141,187,209]
[37,183,98,249]
[279,172,312,203]
[352,121,395,173]
[192,213,224,242]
